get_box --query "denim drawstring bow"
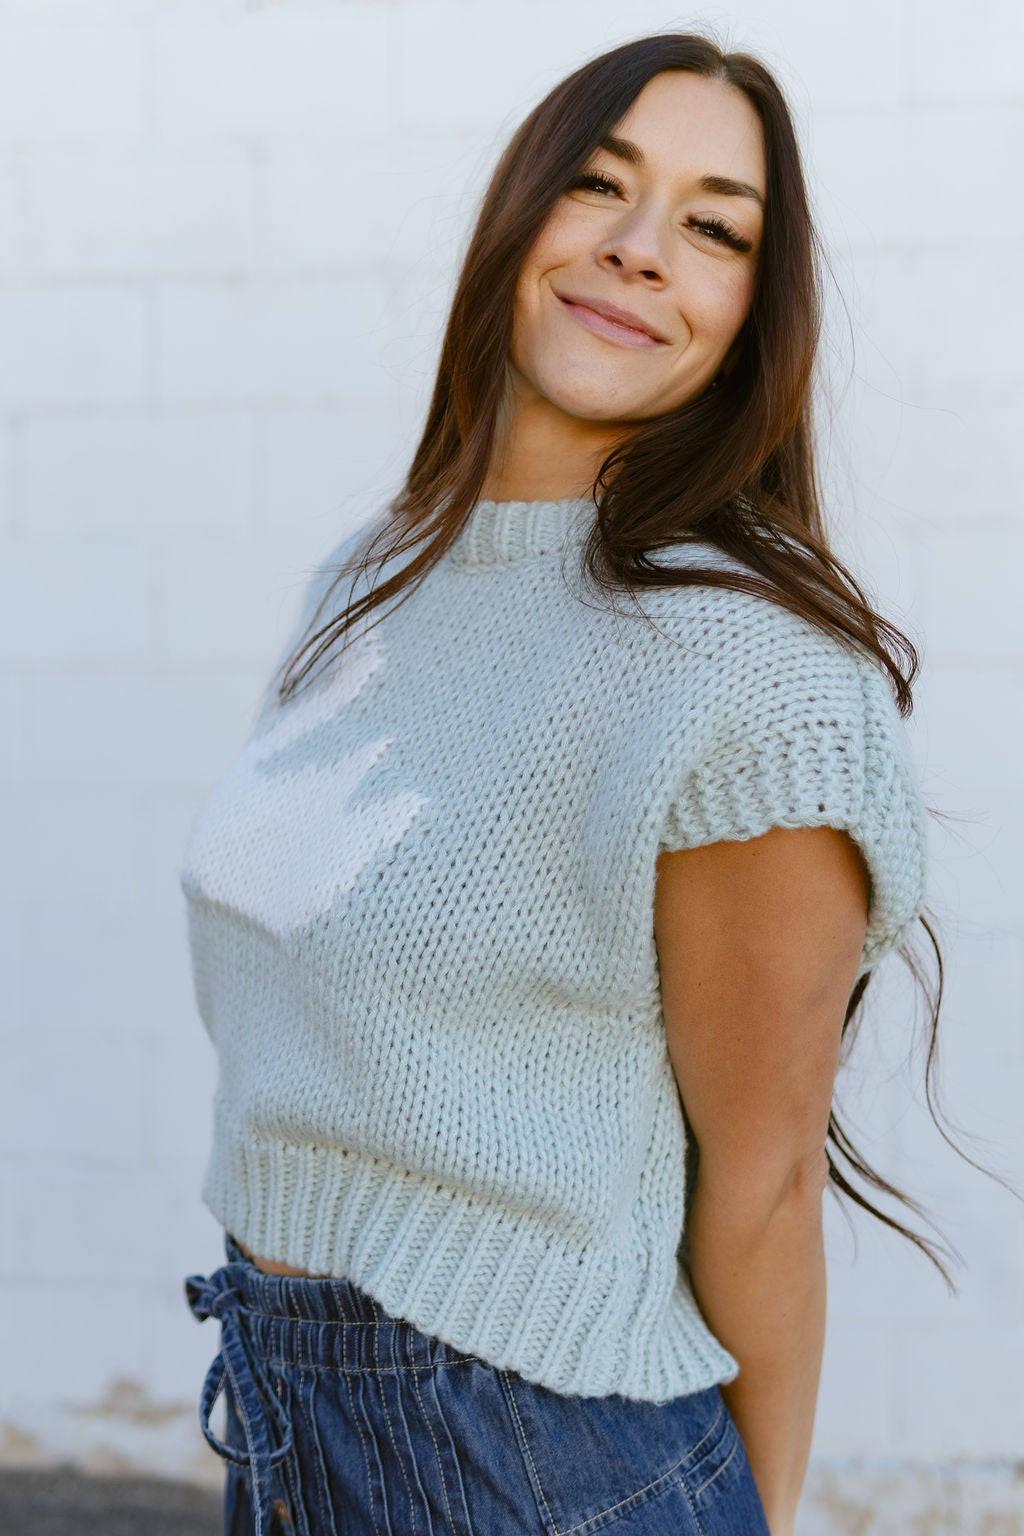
[185,1263,295,1535]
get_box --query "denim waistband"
[207,1231,474,1370]
[184,1232,476,1534]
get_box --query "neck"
[480,368,627,503]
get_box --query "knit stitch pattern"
[179,497,929,1402]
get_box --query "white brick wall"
[1,1,1021,1526]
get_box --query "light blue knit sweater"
[179,496,928,1403]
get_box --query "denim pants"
[185,1231,770,1536]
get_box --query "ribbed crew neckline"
[447,497,595,567]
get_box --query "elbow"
[774,1147,831,1216]
[694,1144,831,1235]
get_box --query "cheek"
[516,202,604,316]
[511,216,580,365]
[677,261,756,355]
[530,200,586,265]
[715,267,756,343]
[517,207,574,291]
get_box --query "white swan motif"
[181,627,427,938]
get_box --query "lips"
[556,291,668,344]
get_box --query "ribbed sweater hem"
[202,1122,739,1403]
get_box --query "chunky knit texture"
[179,496,929,1403]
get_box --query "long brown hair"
[275,34,995,1283]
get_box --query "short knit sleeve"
[659,598,929,979]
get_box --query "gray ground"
[0,1468,221,1535]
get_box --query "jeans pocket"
[676,1402,771,1536]
[498,1370,726,1536]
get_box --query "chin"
[535,371,651,424]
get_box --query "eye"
[688,215,754,254]
[566,169,624,197]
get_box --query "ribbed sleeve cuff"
[659,647,928,980]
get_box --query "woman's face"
[509,70,766,428]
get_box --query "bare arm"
[653,825,870,1536]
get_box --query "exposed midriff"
[234,1238,328,1277]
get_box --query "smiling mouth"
[557,295,666,349]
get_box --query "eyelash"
[566,170,755,254]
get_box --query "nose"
[594,203,669,285]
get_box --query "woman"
[181,33,936,1536]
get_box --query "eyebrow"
[598,134,765,208]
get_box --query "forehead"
[609,71,766,194]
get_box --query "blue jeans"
[185,1231,770,1536]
